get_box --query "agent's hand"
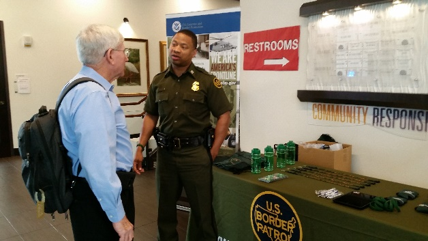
[210,148,219,162]
[133,151,145,175]
[113,216,134,241]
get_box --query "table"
[212,162,428,241]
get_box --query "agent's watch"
[136,143,145,152]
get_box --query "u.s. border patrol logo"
[213,78,222,88]
[172,21,181,32]
[251,191,303,241]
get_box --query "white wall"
[240,0,427,188]
[1,0,427,188]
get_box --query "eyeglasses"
[104,48,130,57]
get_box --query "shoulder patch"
[213,78,222,88]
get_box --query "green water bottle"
[276,144,286,168]
[286,141,296,165]
[251,148,261,174]
[264,145,274,172]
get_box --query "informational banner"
[308,102,428,140]
[166,8,240,152]
[243,26,300,71]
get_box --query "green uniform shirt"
[145,63,232,137]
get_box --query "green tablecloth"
[212,162,428,241]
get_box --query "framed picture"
[114,38,150,97]
[159,40,167,71]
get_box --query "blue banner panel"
[166,11,240,36]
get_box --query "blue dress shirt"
[58,66,133,223]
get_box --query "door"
[0,21,14,157]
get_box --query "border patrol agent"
[133,29,232,241]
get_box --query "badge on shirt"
[213,78,222,88]
[191,81,200,91]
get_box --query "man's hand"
[210,148,219,162]
[133,150,145,175]
[210,111,231,161]
[113,216,134,241]
[133,113,158,174]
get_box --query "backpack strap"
[56,77,104,177]
[55,77,104,110]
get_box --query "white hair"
[76,24,124,65]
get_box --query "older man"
[58,24,135,241]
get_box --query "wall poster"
[166,8,241,154]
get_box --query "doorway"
[0,21,14,157]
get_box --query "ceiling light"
[119,17,134,38]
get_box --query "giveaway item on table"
[369,197,401,212]
[213,151,252,174]
[368,189,419,212]
[258,173,288,183]
[388,196,407,206]
[315,188,343,199]
[396,190,419,200]
[415,203,428,213]
[285,165,380,190]
[333,191,375,210]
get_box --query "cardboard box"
[298,141,352,172]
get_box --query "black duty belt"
[172,136,204,149]
[155,129,205,150]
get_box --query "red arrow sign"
[244,26,300,71]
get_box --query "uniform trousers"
[156,145,217,241]
[70,171,135,241]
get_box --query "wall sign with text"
[308,102,428,140]
[244,26,300,71]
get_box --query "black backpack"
[18,77,98,218]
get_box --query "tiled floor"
[0,156,189,241]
